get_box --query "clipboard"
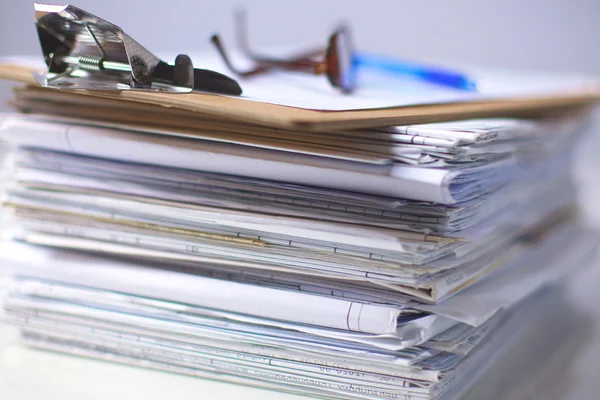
[1,61,599,132]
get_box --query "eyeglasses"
[210,11,357,94]
[211,11,477,94]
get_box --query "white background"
[1,0,599,398]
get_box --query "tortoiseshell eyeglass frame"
[211,11,356,94]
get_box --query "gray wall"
[2,1,600,72]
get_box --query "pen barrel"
[415,69,477,91]
[354,52,477,91]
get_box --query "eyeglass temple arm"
[235,9,256,59]
[211,35,272,77]
[234,9,325,63]
[211,35,326,77]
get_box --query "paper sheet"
[0,241,438,336]
[414,226,598,325]
[5,281,580,400]
[0,114,516,204]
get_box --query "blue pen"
[352,52,478,91]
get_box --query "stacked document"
[0,53,599,399]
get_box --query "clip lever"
[34,3,242,95]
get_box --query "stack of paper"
[0,54,598,399]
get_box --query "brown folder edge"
[1,62,599,132]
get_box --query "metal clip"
[34,3,242,95]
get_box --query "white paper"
[414,225,598,326]
[0,240,416,335]
[0,114,509,204]
[11,155,575,235]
